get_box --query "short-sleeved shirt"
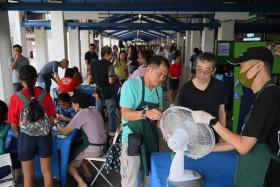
[69,108,107,153]
[129,65,147,79]
[169,63,182,78]
[190,54,198,70]
[8,87,56,126]
[84,51,98,65]
[120,76,163,143]
[39,61,59,80]
[8,56,30,83]
[90,59,115,88]
[56,106,76,126]
[114,60,126,80]
[242,85,280,143]
[58,77,81,93]
[177,78,227,118]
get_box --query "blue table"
[35,130,77,187]
[52,86,96,107]
[150,151,237,187]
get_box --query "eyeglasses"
[196,69,213,75]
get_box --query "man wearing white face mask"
[192,47,280,187]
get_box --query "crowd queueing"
[0,42,279,187]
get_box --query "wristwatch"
[209,118,218,128]
[141,108,148,119]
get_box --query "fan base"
[168,179,203,187]
[169,169,202,182]
[169,170,203,187]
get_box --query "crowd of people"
[0,42,279,187]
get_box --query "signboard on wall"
[217,42,230,56]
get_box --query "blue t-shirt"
[56,106,76,126]
[119,76,163,144]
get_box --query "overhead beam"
[68,22,220,31]
[235,23,280,33]
[23,20,280,34]
[1,2,280,12]
[22,21,220,31]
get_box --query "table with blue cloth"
[35,130,77,187]
[52,85,96,107]
[150,151,237,187]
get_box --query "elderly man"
[8,44,30,92]
[120,55,169,187]
[192,47,280,187]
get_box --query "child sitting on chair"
[56,93,76,127]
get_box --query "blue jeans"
[96,97,117,132]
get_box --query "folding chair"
[85,128,121,187]
[0,153,15,187]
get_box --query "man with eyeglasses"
[177,52,227,142]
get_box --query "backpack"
[16,90,50,136]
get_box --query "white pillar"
[166,36,172,47]
[177,32,183,49]
[68,28,81,72]
[34,27,49,71]
[218,20,235,41]
[80,29,89,76]
[50,11,67,60]
[98,34,103,58]
[160,37,164,45]
[8,11,28,56]
[108,37,112,47]
[190,30,201,53]
[177,32,184,57]
[190,19,201,53]
[202,19,215,53]
[0,11,13,102]
[89,31,94,44]
[184,31,191,67]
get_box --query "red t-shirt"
[169,63,182,77]
[58,77,80,93]
[8,87,56,126]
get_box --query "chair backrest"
[0,154,12,168]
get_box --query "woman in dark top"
[127,45,138,76]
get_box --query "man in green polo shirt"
[120,55,169,187]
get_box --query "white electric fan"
[160,106,215,186]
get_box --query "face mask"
[239,63,260,88]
